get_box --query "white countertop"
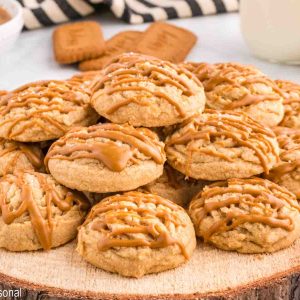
[0,11,299,90]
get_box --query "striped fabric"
[18,0,239,30]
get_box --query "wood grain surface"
[0,239,300,300]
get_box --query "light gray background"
[0,12,299,90]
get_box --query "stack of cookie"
[0,53,300,278]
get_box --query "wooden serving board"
[1,239,300,300]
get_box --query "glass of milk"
[240,0,300,64]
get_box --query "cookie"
[79,31,142,71]
[267,127,300,198]
[0,171,89,251]
[68,71,103,92]
[165,110,279,180]
[276,80,300,129]
[136,22,197,63]
[0,80,99,142]
[45,123,166,193]
[139,164,207,207]
[0,139,44,176]
[77,191,196,278]
[183,62,284,127]
[91,53,205,127]
[0,90,7,97]
[53,21,105,64]
[188,177,300,253]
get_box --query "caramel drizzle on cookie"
[267,159,300,187]
[276,80,300,125]
[189,178,300,240]
[0,171,89,250]
[0,139,44,175]
[186,62,283,109]
[266,127,300,181]
[84,191,189,258]
[0,80,91,139]
[45,123,165,172]
[92,53,201,117]
[273,127,300,152]
[166,110,279,174]
[276,80,300,104]
[68,71,103,92]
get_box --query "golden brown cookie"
[53,21,105,64]
[45,123,166,193]
[77,191,196,278]
[188,177,300,253]
[79,31,143,71]
[165,110,279,180]
[276,80,300,128]
[68,71,103,93]
[0,80,99,142]
[91,53,205,127]
[0,171,89,251]
[267,127,300,198]
[0,139,44,175]
[139,164,207,207]
[182,62,284,127]
[0,90,7,97]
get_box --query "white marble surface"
[0,11,299,91]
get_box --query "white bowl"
[0,0,24,54]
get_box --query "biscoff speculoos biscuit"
[136,22,197,63]
[79,31,143,71]
[53,21,105,64]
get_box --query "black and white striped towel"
[18,0,239,30]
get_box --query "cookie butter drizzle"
[84,191,189,258]
[92,53,202,117]
[276,80,300,126]
[0,171,89,250]
[68,71,103,92]
[166,110,279,174]
[45,123,165,172]
[185,62,283,109]
[267,127,300,184]
[189,178,300,240]
[273,127,300,153]
[0,139,43,174]
[0,80,91,139]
